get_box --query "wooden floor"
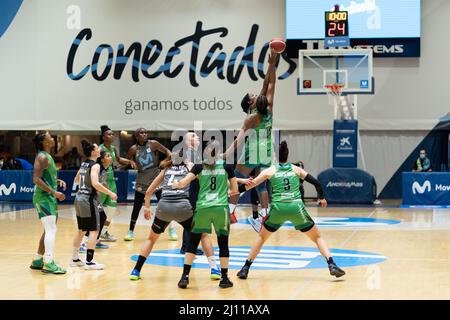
[1,201,450,300]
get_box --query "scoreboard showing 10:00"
[325,10,349,37]
[324,8,349,48]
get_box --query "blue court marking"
[0,202,34,213]
[400,205,450,209]
[131,246,387,270]
[238,216,400,228]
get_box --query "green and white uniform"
[190,160,235,236]
[33,151,58,219]
[239,109,273,169]
[99,144,118,207]
[264,163,315,232]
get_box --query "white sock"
[259,208,269,218]
[229,204,237,213]
[72,248,79,261]
[101,225,109,236]
[207,255,219,269]
[34,254,43,260]
[40,215,57,263]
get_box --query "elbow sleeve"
[304,174,324,199]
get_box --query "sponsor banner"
[324,36,350,48]
[318,168,377,204]
[131,245,386,270]
[333,120,358,168]
[0,170,34,201]
[0,170,129,202]
[286,37,420,58]
[402,172,450,205]
[127,170,137,201]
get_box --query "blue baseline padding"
[318,168,377,204]
[402,172,450,206]
[0,170,129,203]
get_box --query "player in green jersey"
[235,141,346,279]
[172,140,238,289]
[98,125,137,242]
[222,47,279,231]
[29,132,67,274]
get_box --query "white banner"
[0,0,448,131]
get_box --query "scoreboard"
[324,8,349,48]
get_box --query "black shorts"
[75,198,103,232]
[151,216,193,234]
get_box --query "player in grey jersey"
[129,153,221,281]
[124,128,171,241]
[71,141,117,270]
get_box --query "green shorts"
[33,193,58,219]
[100,179,117,207]
[264,201,315,232]
[191,205,230,236]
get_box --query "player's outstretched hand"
[144,207,153,220]
[172,180,181,189]
[57,179,67,191]
[54,191,65,202]
[317,198,327,208]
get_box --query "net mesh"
[324,84,344,105]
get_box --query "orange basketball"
[270,38,286,53]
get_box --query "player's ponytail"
[279,140,289,163]
[240,93,251,114]
[81,139,96,157]
[100,124,111,144]
[203,140,222,168]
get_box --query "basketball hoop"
[324,83,344,105]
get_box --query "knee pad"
[217,235,230,258]
[186,232,202,254]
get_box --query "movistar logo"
[412,180,431,194]
[0,183,17,196]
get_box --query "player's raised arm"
[263,50,279,115]
[237,166,275,193]
[222,115,256,160]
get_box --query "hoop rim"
[324,84,345,95]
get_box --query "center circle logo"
[238,216,400,228]
[131,246,387,270]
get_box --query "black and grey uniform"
[151,164,193,234]
[75,160,106,232]
[135,142,160,194]
[128,142,161,232]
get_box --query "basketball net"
[325,84,357,120]
[324,84,344,106]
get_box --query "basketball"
[270,38,286,53]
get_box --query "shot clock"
[324,5,350,48]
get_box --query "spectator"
[2,156,23,170]
[413,149,432,172]
[62,147,82,170]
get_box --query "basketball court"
[2,202,450,300]
[1,0,450,305]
